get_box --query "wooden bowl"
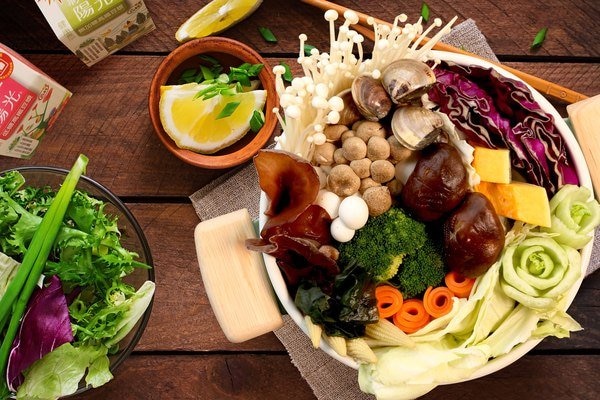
[148,37,278,169]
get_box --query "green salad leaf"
[0,252,19,300]
[15,343,112,399]
[0,160,154,398]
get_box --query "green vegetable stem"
[541,184,600,249]
[499,237,581,311]
[0,154,88,392]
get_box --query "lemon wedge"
[175,0,263,42]
[159,83,267,154]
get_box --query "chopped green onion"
[187,62,265,101]
[200,65,215,81]
[194,83,220,100]
[304,44,316,56]
[531,27,548,50]
[421,2,430,22]
[247,63,264,76]
[216,102,241,119]
[280,62,293,82]
[259,27,277,43]
[220,87,238,97]
[199,54,221,67]
[235,82,244,93]
[230,68,252,87]
[250,110,265,133]
[180,68,197,78]
[178,68,198,84]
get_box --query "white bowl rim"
[259,50,594,379]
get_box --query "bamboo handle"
[301,0,588,104]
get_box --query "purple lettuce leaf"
[6,275,73,391]
[428,61,578,195]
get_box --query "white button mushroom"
[330,217,355,242]
[315,189,342,219]
[338,195,369,230]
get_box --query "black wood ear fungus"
[400,142,469,221]
[442,192,505,277]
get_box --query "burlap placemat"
[190,19,599,400]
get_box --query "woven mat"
[190,19,599,400]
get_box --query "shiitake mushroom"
[400,142,469,221]
[443,192,505,277]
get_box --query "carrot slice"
[375,285,404,319]
[392,299,431,334]
[444,270,476,298]
[423,286,454,318]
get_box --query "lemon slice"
[175,0,263,42]
[159,83,267,154]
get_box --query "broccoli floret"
[391,237,446,298]
[338,207,428,282]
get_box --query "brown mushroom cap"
[388,135,414,163]
[359,177,381,194]
[313,142,337,165]
[370,159,395,183]
[324,124,349,142]
[327,164,361,197]
[367,136,391,160]
[333,148,349,165]
[350,158,372,179]
[355,120,387,142]
[342,136,368,161]
[386,178,404,197]
[363,186,393,216]
[341,129,356,142]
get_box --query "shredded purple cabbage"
[6,275,73,391]
[428,61,578,195]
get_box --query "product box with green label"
[36,0,155,67]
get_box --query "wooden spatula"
[194,209,283,343]
[567,94,600,199]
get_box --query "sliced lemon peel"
[176,0,263,42]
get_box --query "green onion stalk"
[0,155,88,394]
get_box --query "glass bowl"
[0,166,154,397]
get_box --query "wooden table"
[1,1,598,399]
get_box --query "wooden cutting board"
[194,209,283,343]
[567,94,600,200]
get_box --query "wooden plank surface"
[73,353,600,399]
[1,0,599,399]
[1,0,599,57]
[0,55,597,196]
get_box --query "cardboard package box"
[36,0,155,66]
[0,43,72,158]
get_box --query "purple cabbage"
[6,275,73,391]
[428,61,578,195]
